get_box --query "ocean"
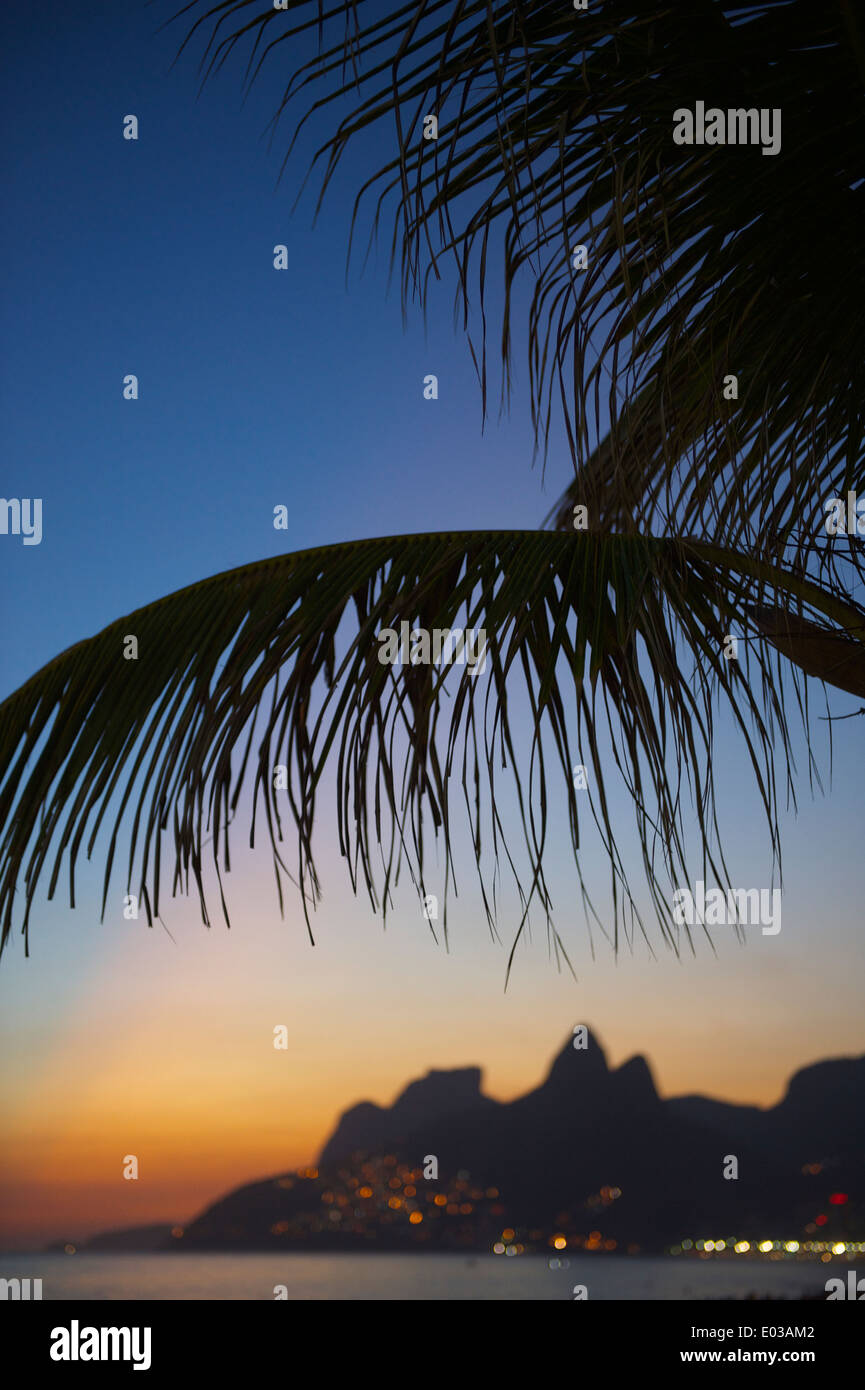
[2,1252,829,1300]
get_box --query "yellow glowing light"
[493,1242,505,1254]
[409,1211,423,1225]
[553,1236,567,1250]
[833,1243,846,1254]
[759,1241,773,1253]
[785,1241,799,1253]
[704,1240,715,1252]
[735,1241,750,1253]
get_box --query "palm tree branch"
[168,0,865,555]
[2,529,862,961]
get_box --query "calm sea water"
[2,1253,828,1301]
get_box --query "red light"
[815,1214,828,1226]
[829,1193,848,1206]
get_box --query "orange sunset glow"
[2,815,863,1252]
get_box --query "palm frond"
[169,0,865,554]
[747,603,865,699]
[2,530,862,962]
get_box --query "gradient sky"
[1,1,863,1249]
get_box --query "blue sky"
[0,0,555,691]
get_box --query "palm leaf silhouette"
[1,530,862,961]
[168,0,865,562]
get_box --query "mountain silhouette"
[319,1066,493,1166]
[169,1031,864,1252]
